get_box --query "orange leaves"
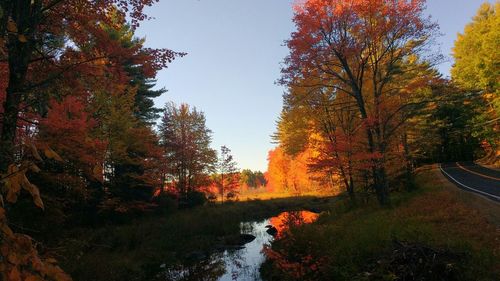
[1,200,71,280]
[0,142,61,210]
[266,146,326,194]
[0,229,72,281]
[38,96,107,184]
[29,143,43,161]
[6,18,18,33]
[92,164,104,183]
[43,148,63,162]
[17,34,28,43]
[8,267,21,281]
[1,164,44,209]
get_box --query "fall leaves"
[1,0,178,279]
[0,146,71,281]
[276,0,449,203]
[1,146,63,210]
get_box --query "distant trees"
[239,169,267,189]
[159,102,217,197]
[266,146,332,195]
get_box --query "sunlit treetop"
[452,2,499,92]
[282,0,437,87]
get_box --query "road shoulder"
[433,165,500,227]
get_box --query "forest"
[0,0,499,281]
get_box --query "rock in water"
[266,226,278,236]
[222,234,256,247]
[239,234,256,245]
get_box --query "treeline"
[267,0,499,203]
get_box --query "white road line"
[439,164,500,201]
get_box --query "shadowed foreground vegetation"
[40,196,333,281]
[261,167,500,281]
[20,167,497,281]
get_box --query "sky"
[136,0,492,171]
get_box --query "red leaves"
[38,96,107,180]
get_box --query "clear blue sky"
[136,0,491,171]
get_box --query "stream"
[160,210,320,281]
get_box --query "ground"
[261,166,500,280]
[35,166,499,281]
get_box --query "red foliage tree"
[280,0,439,204]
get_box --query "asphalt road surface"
[440,162,500,202]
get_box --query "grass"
[261,167,500,281]
[53,196,334,281]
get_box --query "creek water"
[161,210,319,281]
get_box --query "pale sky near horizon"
[136,0,493,171]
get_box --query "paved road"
[440,162,500,202]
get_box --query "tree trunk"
[0,44,30,171]
[402,133,415,191]
[220,173,224,205]
[354,93,389,205]
[0,0,35,172]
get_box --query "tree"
[31,19,169,202]
[451,2,499,161]
[216,145,238,204]
[97,21,167,200]
[240,169,267,189]
[408,81,485,164]
[266,146,329,195]
[159,102,217,197]
[0,3,176,278]
[0,0,182,172]
[280,0,440,204]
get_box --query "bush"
[153,192,179,213]
[185,191,207,208]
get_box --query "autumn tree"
[451,2,500,163]
[280,0,440,204]
[0,0,181,172]
[266,146,330,195]
[26,18,170,204]
[215,145,239,203]
[97,21,167,200]
[159,102,217,197]
[0,2,177,278]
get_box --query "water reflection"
[268,211,319,239]
[162,210,319,281]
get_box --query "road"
[440,162,500,202]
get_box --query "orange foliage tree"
[266,146,334,195]
[279,0,440,204]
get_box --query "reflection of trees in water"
[160,213,318,281]
[262,211,323,280]
[240,221,256,234]
[162,252,225,281]
[224,248,261,281]
[161,248,259,281]
[270,211,319,238]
